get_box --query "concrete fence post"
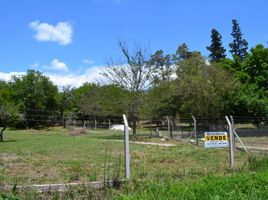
[108,119,111,129]
[166,116,172,139]
[192,115,198,146]
[123,114,130,179]
[94,119,97,131]
[225,116,235,168]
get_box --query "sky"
[0,0,268,87]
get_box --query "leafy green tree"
[0,81,9,110]
[78,84,127,117]
[58,85,74,127]
[72,83,96,111]
[10,70,59,128]
[229,19,248,61]
[243,44,268,90]
[0,81,10,141]
[207,28,226,62]
[175,53,237,118]
[230,83,268,117]
[174,43,192,62]
[149,50,173,86]
[0,81,22,128]
[143,82,177,118]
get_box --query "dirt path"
[103,140,175,147]
[0,180,116,193]
[237,145,268,152]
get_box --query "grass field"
[0,127,267,199]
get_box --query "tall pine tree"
[207,28,226,62]
[229,19,248,61]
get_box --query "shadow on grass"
[0,139,17,143]
[89,134,124,140]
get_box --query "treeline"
[0,19,267,131]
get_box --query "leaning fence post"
[123,114,130,179]
[192,115,198,146]
[230,115,248,153]
[225,116,235,168]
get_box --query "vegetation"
[0,128,249,185]
[0,19,267,136]
[0,128,268,199]
[207,28,226,62]
[229,19,248,61]
[1,18,268,198]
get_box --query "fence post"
[94,119,97,131]
[192,115,198,146]
[225,116,235,168]
[166,116,173,139]
[108,119,111,129]
[123,114,130,179]
[230,115,248,153]
[150,119,152,137]
[230,115,236,147]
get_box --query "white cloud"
[82,59,95,65]
[49,59,69,72]
[29,62,39,69]
[29,21,73,45]
[205,60,211,65]
[0,72,25,82]
[0,65,108,88]
[46,65,107,87]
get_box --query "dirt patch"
[69,127,89,136]
[0,153,18,162]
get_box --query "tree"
[10,70,59,128]
[149,50,173,86]
[58,85,74,127]
[102,42,152,135]
[0,81,10,137]
[243,44,268,90]
[78,84,127,117]
[143,81,177,118]
[230,83,268,117]
[207,28,226,62]
[174,43,192,62]
[229,19,248,61]
[175,53,237,118]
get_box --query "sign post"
[123,114,130,179]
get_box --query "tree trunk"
[0,127,6,142]
[132,118,137,135]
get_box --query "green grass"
[0,128,125,185]
[111,170,268,200]
[0,127,252,185]
[1,127,267,199]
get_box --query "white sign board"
[204,132,229,148]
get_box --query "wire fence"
[1,109,268,148]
